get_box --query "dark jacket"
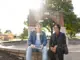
[48,32,67,60]
[28,31,47,46]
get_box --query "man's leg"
[42,46,48,60]
[26,46,32,60]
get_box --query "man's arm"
[28,32,33,46]
[43,32,47,46]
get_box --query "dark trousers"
[48,50,64,60]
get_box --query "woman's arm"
[63,33,66,45]
[49,35,53,47]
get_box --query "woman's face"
[53,25,60,33]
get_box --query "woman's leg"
[57,54,64,60]
[48,49,56,60]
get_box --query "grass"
[75,36,80,39]
[70,36,80,40]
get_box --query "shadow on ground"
[0,50,20,60]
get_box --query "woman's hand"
[50,45,57,53]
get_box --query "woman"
[48,24,68,60]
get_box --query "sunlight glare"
[28,0,43,10]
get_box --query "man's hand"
[31,44,36,48]
[40,45,43,49]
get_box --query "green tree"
[76,18,80,33]
[42,17,55,35]
[42,0,79,37]
[4,30,12,34]
[20,28,28,40]
[24,20,28,26]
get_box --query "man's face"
[53,25,59,33]
[35,24,41,32]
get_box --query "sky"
[0,0,29,35]
[72,0,80,17]
[0,0,79,35]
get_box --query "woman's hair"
[54,24,61,30]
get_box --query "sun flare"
[28,0,43,10]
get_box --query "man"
[26,23,48,60]
[48,24,68,60]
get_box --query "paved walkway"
[64,45,80,60]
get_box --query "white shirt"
[35,33,41,48]
[36,33,40,41]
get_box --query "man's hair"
[54,24,61,30]
[35,23,42,27]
